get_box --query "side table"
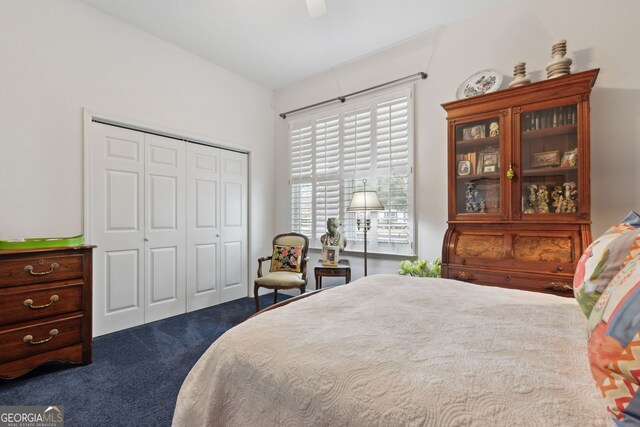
[314,259,351,290]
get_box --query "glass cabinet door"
[520,104,579,215]
[454,117,502,215]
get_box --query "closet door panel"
[149,175,178,229]
[144,134,186,323]
[186,144,221,311]
[149,246,178,302]
[223,241,243,288]
[106,250,140,311]
[91,124,145,336]
[220,151,248,302]
[195,244,217,293]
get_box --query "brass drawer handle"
[544,282,573,292]
[457,271,472,281]
[24,262,59,276]
[23,329,58,345]
[24,294,59,309]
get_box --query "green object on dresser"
[0,234,84,250]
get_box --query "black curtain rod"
[279,71,427,119]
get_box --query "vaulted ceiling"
[78,0,512,89]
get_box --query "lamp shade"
[347,191,384,211]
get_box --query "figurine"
[489,122,500,137]
[561,182,578,213]
[465,182,484,213]
[528,185,538,212]
[551,185,564,213]
[537,185,549,213]
[320,217,347,252]
[465,182,476,200]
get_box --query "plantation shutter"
[375,96,410,244]
[314,115,340,240]
[315,180,340,239]
[342,109,371,178]
[315,116,340,177]
[376,96,409,174]
[290,124,313,236]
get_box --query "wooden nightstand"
[314,259,351,289]
[0,246,94,379]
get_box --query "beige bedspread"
[173,274,609,426]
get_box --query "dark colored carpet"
[0,293,289,427]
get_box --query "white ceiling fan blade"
[305,0,327,18]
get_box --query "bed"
[172,274,609,426]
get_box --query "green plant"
[398,257,442,278]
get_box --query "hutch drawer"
[446,265,574,296]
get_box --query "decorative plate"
[456,69,503,99]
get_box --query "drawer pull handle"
[24,262,59,276]
[544,282,573,292]
[23,329,58,345]
[24,294,59,309]
[457,271,472,281]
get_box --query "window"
[289,87,414,256]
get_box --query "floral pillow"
[574,211,640,318]
[587,256,640,423]
[269,245,303,273]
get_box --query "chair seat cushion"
[255,271,305,287]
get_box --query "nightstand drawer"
[320,268,347,277]
[0,254,84,288]
[0,282,83,326]
[0,314,83,364]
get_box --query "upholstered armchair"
[254,233,310,312]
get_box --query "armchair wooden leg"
[273,289,278,304]
[254,282,260,312]
[299,285,305,295]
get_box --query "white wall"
[274,0,640,282]
[0,1,275,285]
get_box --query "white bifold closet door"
[218,150,249,303]
[186,143,220,311]
[90,124,146,335]
[90,122,247,336]
[144,134,186,323]
[186,145,248,308]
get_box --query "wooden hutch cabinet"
[441,69,599,295]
